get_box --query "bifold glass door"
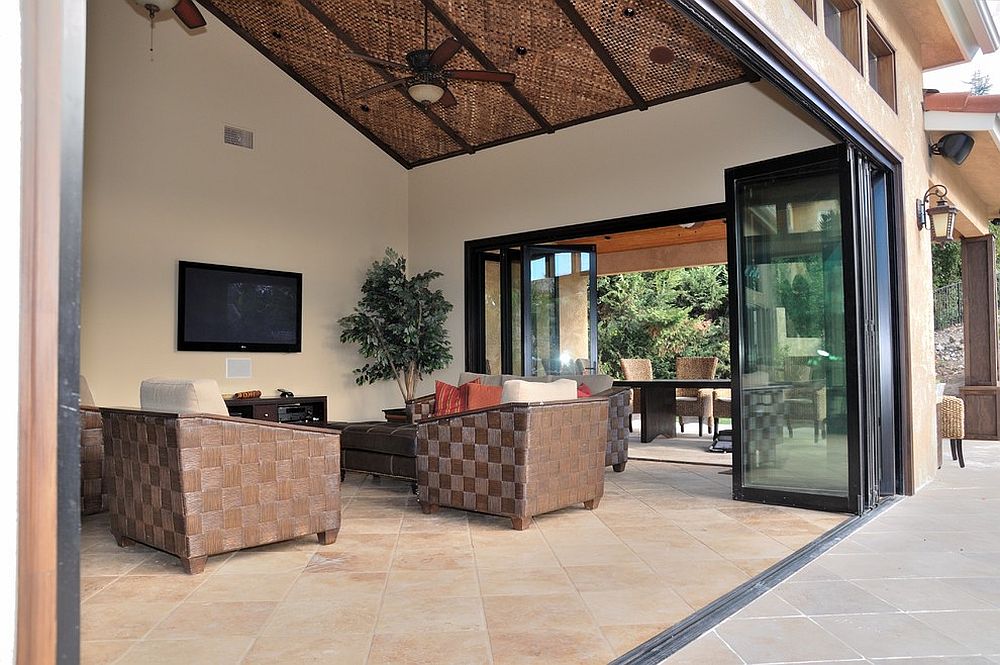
[727,144,891,513]
[473,244,597,376]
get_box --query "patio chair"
[102,378,342,573]
[80,375,106,515]
[676,356,718,437]
[783,357,827,442]
[416,388,607,530]
[937,394,966,468]
[620,358,652,431]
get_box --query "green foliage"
[966,69,993,96]
[597,266,730,379]
[932,241,962,290]
[339,248,453,401]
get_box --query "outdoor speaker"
[929,132,975,165]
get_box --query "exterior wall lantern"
[917,185,958,243]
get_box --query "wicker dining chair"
[712,388,732,439]
[620,358,652,432]
[676,357,719,437]
[937,395,966,468]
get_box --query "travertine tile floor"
[80,460,844,665]
[668,440,1000,664]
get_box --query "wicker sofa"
[101,379,342,573]
[407,372,631,472]
[416,395,608,530]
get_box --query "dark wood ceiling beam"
[417,0,554,133]
[296,0,474,155]
[197,0,412,168]
[553,0,648,110]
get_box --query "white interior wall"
[407,82,836,390]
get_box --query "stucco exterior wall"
[733,0,948,490]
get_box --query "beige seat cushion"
[501,378,577,404]
[80,374,96,407]
[140,378,229,416]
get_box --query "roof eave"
[938,0,1000,63]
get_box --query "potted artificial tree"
[339,248,453,404]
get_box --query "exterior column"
[959,234,1000,440]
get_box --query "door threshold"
[609,495,899,665]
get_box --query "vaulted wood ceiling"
[198,0,753,168]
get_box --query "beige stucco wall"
[408,81,834,389]
[81,1,409,419]
[730,0,957,489]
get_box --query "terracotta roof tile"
[924,91,1000,113]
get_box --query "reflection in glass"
[527,250,594,376]
[484,258,501,375]
[740,171,848,497]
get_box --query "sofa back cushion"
[139,378,229,416]
[467,382,504,410]
[501,378,578,404]
[80,374,96,407]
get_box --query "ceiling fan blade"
[444,69,515,84]
[173,0,206,29]
[352,78,409,99]
[344,52,411,71]
[438,88,457,108]
[429,37,462,68]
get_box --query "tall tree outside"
[965,68,993,95]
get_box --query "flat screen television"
[177,261,302,352]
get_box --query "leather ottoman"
[326,421,417,486]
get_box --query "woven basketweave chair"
[620,358,652,432]
[937,395,966,468]
[712,388,732,438]
[80,375,107,516]
[416,397,608,530]
[408,383,631,472]
[676,357,718,437]
[101,379,342,573]
[783,358,828,442]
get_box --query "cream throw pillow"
[140,378,230,416]
[501,378,578,404]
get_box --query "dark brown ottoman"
[327,421,418,486]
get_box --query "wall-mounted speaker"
[929,132,975,165]
[226,358,252,379]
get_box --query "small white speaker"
[226,358,252,379]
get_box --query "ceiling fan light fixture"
[136,0,179,15]
[408,82,446,104]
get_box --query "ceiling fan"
[132,0,207,30]
[346,13,515,108]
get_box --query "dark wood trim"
[296,0,475,155]
[197,0,413,169]
[406,74,754,169]
[553,0,648,110]
[19,0,85,662]
[417,0,553,133]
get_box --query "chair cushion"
[139,378,229,416]
[501,378,577,404]
[80,374,96,407]
[467,382,503,410]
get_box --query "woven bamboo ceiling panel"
[199,0,752,167]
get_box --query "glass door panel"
[728,146,860,512]
[483,255,502,375]
[522,245,597,376]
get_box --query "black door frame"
[726,144,867,514]
[464,203,727,375]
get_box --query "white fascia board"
[938,0,1000,60]
[924,110,1000,151]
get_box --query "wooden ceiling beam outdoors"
[418,0,554,133]
[553,0,647,111]
[296,0,475,155]
[556,220,727,253]
[197,0,412,168]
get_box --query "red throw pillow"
[434,379,479,416]
[577,384,592,398]
[467,382,503,410]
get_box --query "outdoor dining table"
[613,379,731,443]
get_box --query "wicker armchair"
[620,358,652,432]
[937,395,966,468]
[416,397,608,530]
[80,375,107,515]
[712,389,732,438]
[101,406,342,573]
[407,383,630,472]
[675,357,718,437]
